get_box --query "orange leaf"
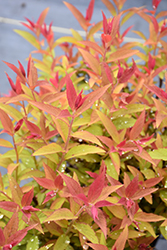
[134,212,165,222]
[79,41,104,56]
[101,0,117,16]
[0,109,13,136]
[107,49,139,62]
[76,84,110,116]
[129,110,145,140]
[79,48,100,75]
[112,225,128,250]
[64,2,87,31]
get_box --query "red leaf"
[131,188,158,200]
[88,171,105,203]
[6,228,28,247]
[102,62,113,84]
[33,177,56,190]
[66,75,77,111]
[94,208,107,238]
[0,228,5,246]
[25,120,41,136]
[3,212,19,240]
[3,61,25,82]
[58,171,83,197]
[144,177,163,188]
[21,188,34,207]
[125,176,139,198]
[148,53,155,71]
[54,175,64,190]
[5,72,16,91]
[91,205,99,220]
[0,201,19,212]
[119,59,136,83]
[18,61,26,77]
[95,200,114,208]
[145,84,167,103]
[85,0,95,21]
[102,11,108,34]
[129,110,145,140]
[43,162,57,181]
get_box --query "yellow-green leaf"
[54,234,70,250]
[26,235,39,250]
[33,143,63,156]
[14,30,40,49]
[149,148,167,161]
[73,223,99,244]
[0,103,23,121]
[44,208,77,222]
[0,139,13,148]
[65,145,105,160]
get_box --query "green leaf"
[113,117,136,130]
[14,30,41,49]
[149,148,167,160]
[104,158,118,180]
[26,235,39,250]
[65,145,105,160]
[44,208,77,222]
[112,104,149,117]
[54,234,70,250]
[39,244,54,250]
[73,223,99,244]
[33,143,63,156]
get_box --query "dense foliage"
[1,0,167,249]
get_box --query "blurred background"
[0,1,167,248]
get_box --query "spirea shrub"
[0,0,167,249]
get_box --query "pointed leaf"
[0,109,13,135]
[112,226,128,250]
[101,0,117,16]
[33,177,56,190]
[129,110,145,140]
[149,148,167,160]
[3,212,19,240]
[79,48,100,75]
[134,212,165,222]
[85,0,95,21]
[54,234,70,250]
[76,84,110,116]
[9,176,23,206]
[73,223,99,244]
[107,49,139,62]
[21,188,34,207]
[58,171,83,196]
[33,143,63,156]
[0,228,5,246]
[66,74,77,111]
[125,176,138,198]
[43,162,57,181]
[97,110,120,144]
[80,41,104,56]
[44,208,77,222]
[72,131,103,147]
[64,2,87,30]
[65,145,105,160]
[0,201,19,212]
[88,172,105,203]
